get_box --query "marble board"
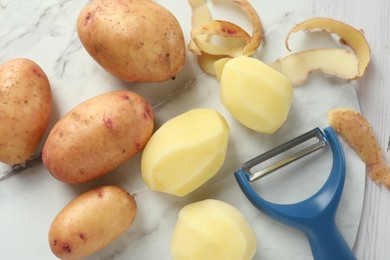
[0,0,365,259]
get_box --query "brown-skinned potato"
[42,90,154,183]
[0,58,52,164]
[49,185,137,260]
[77,0,186,82]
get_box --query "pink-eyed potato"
[42,90,153,183]
[49,185,137,259]
[0,58,52,164]
[77,0,186,82]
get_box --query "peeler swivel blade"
[234,127,356,260]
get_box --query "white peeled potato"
[220,56,293,134]
[171,199,257,260]
[141,109,229,197]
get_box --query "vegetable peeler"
[234,127,356,260]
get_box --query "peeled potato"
[171,199,257,260]
[141,109,230,197]
[220,56,293,133]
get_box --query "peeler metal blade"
[242,127,328,182]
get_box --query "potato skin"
[77,0,186,82]
[42,90,153,183]
[0,58,52,164]
[48,185,137,260]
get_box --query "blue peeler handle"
[235,127,356,260]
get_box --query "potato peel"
[188,0,212,55]
[328,108,390,189]
[273,17,371,85]
[272,48,360,85]
[191,20,251,57]
[188,0,263,75]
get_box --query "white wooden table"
[312,0,390,259]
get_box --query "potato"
[141,109,230,197]
[77,0,186,82]
[219,56,293,134]
[42,90,153,183]
[49,185,137,260]
[0,58,52,164]
[171,199,257,260]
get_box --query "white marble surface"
[0,1,367,259]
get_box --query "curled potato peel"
[188,0,212,55]
[273,17,371,85]
[286,17,370,77]
[191,20,250,57]
[272,48,360,86]
[188,0,263,75]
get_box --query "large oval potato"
[49,185,137,260]
[77,0,186,82]
[42,90,154,183]
[0,58,52,164]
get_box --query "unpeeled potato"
[77,0,186,82]
[0,58,52,164]
[43,90,153,184]
[49,185,137,260]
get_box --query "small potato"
[49,185,137,260]
[42,90,153,183]
[0,58,52,164]
[77,0,186,82]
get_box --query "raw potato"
[328,108,390,188]
[49,185,137,260]
[141,109,230,197]
[220,56,293,134]
[43,90,153,184]
[0,58,52,164]
[171,199,257,260]
[77,0,185,82]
